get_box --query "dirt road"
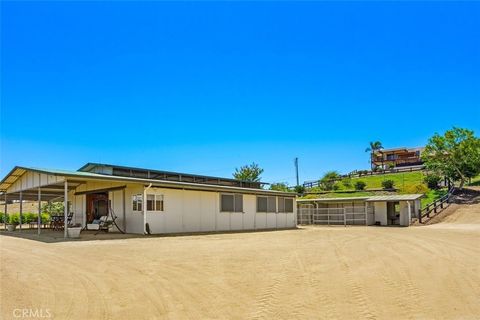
[1,204,479,319]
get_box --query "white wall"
[144,188,296,234]
[374,202,388,226]
[68,182,295,234]
[399,201,411,226]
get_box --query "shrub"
[354,181,367,190]
[342,178,352,188]
[381,179,395,189]
[332,183,341,191]
[41,213,51,224]
[23,212,36,224]
[388,163,395,169]
[294,185,306,194]
[0,212,5,223]
[7,213,20,225]
[424,174,442,190]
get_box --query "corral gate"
[297,206,374,226]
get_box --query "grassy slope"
[307,171,439,208]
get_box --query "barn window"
[147,195,155,211]
[155,195,164,211]
[285,198,294,213]
[132,194,143,211]
[278,197,285,212]
[220,193,243,212]
[257,196,277,212]
[257,196,267,212]
[147,194,164,212]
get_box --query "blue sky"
[1,1,479,185]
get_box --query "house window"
[220,193,243,212]
[132,194,143,211]
[257,196,277,212]
[147,194,164,211]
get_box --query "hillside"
[305,171,448,208]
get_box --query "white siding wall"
[143,188,296,234]
[66,182,295,235]
[374,202,388,226]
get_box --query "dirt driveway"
[1,204,479,319]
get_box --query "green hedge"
[1,212,51,224]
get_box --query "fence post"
[434,201,437,214]
[327,208,330,226]
[343,208,346,227]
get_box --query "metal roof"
[0,166,295,198]
[78,162,266,189]
[297,194,424,203]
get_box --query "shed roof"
[365,194,424,202]
[297,194,424,203]
[0,166,296,198]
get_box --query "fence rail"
[419,187,455,223]
[303,165,426,188]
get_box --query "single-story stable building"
[297,194,423,227]
[0,163,297,237]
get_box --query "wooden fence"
[418,187,455,223]
[303,165,426,189]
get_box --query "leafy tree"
[233,163,264,182]
[319,171,341,191]
[41,202,64,215]
[365,141,383,170]
[269,182,290,192]
[422,127,480,188]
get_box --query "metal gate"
[298,206,372,226]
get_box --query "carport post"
[37,186,41,236]
[19,191,22,232]
[64,180,68,238]
[4,193,7,231]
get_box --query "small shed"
[297,194,423,227]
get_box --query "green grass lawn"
[310,171,426,193]
[305,171,448,207]
[468,175,480,186]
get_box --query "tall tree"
[365,141,383,169]
[423,127,480,188]
[319,171,341,191]
[233,163,264,182]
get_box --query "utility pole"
[294,157,299,186]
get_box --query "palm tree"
[365,141,384,170]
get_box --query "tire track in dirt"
[333,244,376,320]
